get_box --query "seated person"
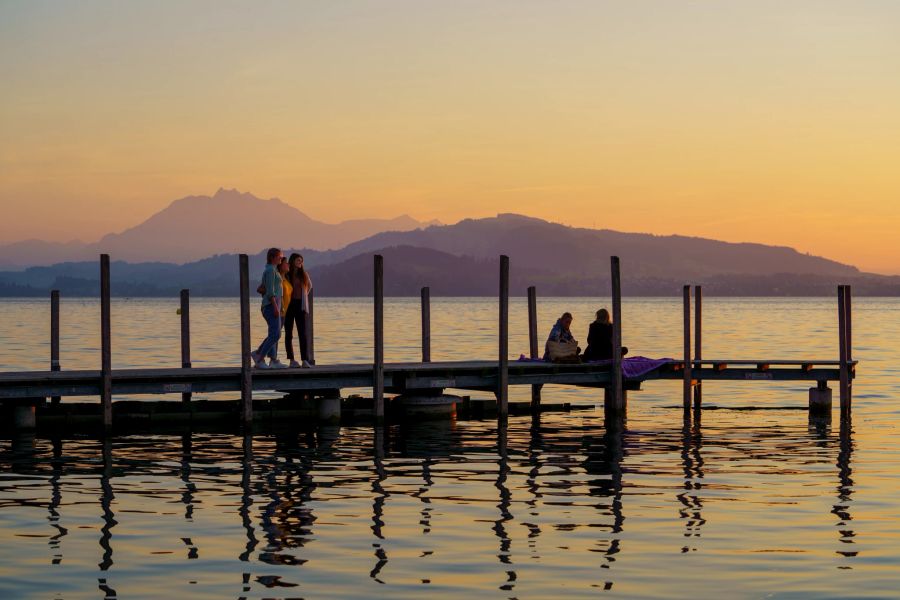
[543,312,580,362]
[582,308,628,361]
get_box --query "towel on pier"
[517,354,673,379]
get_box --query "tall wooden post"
[307,289,316,365]
[50,290,61,405]
[682,285,692,417]
[527,286,541,410]
[609,256,624,413]
[693,285,702,411]
[498,255,509,418]
[846,285,853,414]
[374,255,385,422]
[421,286,431,363]
[180,289,192,403]
[239,254,252,425]
[100,255,112,429]
[838,285,850,420]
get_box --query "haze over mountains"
[3,192,898,296]
[0,188,438,267]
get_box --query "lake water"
[1,297,899,598]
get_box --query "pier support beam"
[307,289,316,365]
[682,285,692,419]
[527,286,542,410]
[50,290,60,405]
[100,254,112,430]
[608,256,624,414]
[421,286,431,363]
[497,255,509,419]
[693,285,702,412]
[838,285,852,420]
[180,289,192,403]
[374,255,385,423]
[239,254,252,425]
[809,380,832,417]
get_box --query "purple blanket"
[517,355,674,379]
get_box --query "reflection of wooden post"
[527,286,541,410]
[682,285,692,417]
[50,290,60,405]
[610,256,624,412]
[180,289,192,403]
[693,285,702,411]
[374,255,384,422]
[838,285,850,420]
[239,255,252,425]
[100,255,112,429]
[498,256,509,418]
[307,289,316,365]
[421,287,431,363]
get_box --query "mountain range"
[0,188,438,267]
[2,193,898,296]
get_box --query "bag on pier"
[547,340,579,363]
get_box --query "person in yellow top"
[278,257,292,318]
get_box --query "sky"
[1,0,899,273]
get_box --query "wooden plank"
[374,255,384,422]
[421,286,431,363]
[682,285,691,416]
[100,254,112,429]
[610,256,624,413]
[239,254,252,425]
[498,255,509,417]
[50,290,60,404]
[527,285,541,410]
[180,289,192,403]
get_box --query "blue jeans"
[256,304,282,360]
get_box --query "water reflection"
[0,410,871,598]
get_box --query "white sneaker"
[289,360,301,368]
[269,359,289,369]
[302,360,312,368]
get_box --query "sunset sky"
[1,1,899,273]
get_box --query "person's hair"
[266,247,281,264]
[288,252,310,291]
[561,312,573,321]
[596,308,610,324]
[278,256,289,272]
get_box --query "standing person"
[250,247,288,369]
[284,253,313,368]
[582,308,628,362]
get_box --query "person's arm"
[264,269,280,312]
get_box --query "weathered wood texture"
[50,290,60,404]
[527,286,541,409]
[693,285,702,411]
[682,285,692,416]
[609,256,624,413]
[421,287,431,363]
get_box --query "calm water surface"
[1,297,899,598]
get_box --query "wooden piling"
[609,256,624,413]
[100,255,112,429]
[498,255,509,418]
[838,285,850,419]
[307,289,316,365]
[693,285,702,411]
[374,255,385,422]
[846,285,853,414]
[421,286,431,363]
[50,290,60,405]
[180,289,192,403]
[682,285,692,416]
[527,286,541,410]
[239,254,252,425]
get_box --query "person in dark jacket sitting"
[582,308,628,362]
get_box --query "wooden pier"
[0,254,857,431]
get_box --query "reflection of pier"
[834,420,856,564]
[678,421,705,553]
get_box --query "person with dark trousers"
[250,247,287,369]
[582,308,628,362]
[284,253,313,368]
